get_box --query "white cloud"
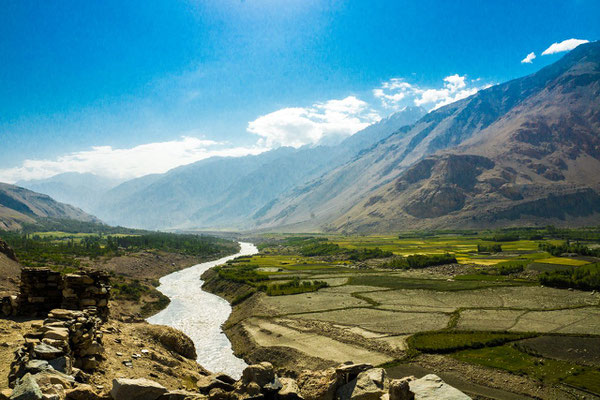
[247,96,380,148]
[373,78,414,110]
[542,38,589,55]
[374,74,488,112]
[0,137,267,183]
[521,52,536,64]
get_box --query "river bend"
[147,241,258,379]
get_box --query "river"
[147,241,258,379]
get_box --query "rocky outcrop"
[138,325,197,359]
[0,238,17,262]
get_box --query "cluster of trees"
[294,237,393,261]
[1,231,237,268]
[539,263,600,291]
[496,263,524,275]
[383,253,457,269]
[347,247,393,261]
[299,240,342,256]
[477,243,503,253]
[539,242,600,257]
[259,278,329,296]
[215,264,268,284]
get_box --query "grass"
[407,331,536,353]
[536,257,590,266]
[453,344,600,394]
[348,275,532,291]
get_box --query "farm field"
[213,229,600,397]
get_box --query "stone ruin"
[1,267,110,320]
[8,308,106,389]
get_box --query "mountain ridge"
[252,41,600,232]
[330,41,600,232]
[0,182,101,231]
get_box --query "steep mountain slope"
[332,41,600,232]
[253,42,600,232]
[0,183,100,230]
[90,107,425,230]
[0,238,20,294]
[17,172,122,214]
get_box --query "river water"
[147,242,258,379]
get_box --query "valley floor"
[203,232,600,399]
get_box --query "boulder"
[139,325,197,359]
[64,384,101,400]
[389,379,414,400]
[336,364,373,385]
[338,368,386,400]
[278,378,303,400]
[0,389,12,400]
[408,375,470,400]
[241,363,275,388]
[296,368,338,400]
[110,378,168,400]
[196,375,235,394]
[10,373,43,400]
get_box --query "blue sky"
[1,0,599,182]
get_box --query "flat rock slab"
[33,343,63,360]
[111,378,168,400]
[409,375,470,400]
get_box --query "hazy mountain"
[328,41,600,232]
[91,107,425,230]
[253,42,600,232]
[17,172,122,213]
[0,182,100,231]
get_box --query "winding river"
[147,242,258,379]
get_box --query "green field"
[453,344,600,394]
[226,229,600,396]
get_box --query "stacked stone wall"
[1,268,110,320]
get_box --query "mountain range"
[8,41,600,233]
[0,182,99,231]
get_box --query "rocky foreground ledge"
[5,355,470,400]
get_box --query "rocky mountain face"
[331,41,600,232]
[0,183,100,231]
[86,107,425,230]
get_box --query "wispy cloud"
[542,38,589,55]
[521,52,536,64]
[0,137,267,183]
[247,96,380,148]
[374,74,488,111]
